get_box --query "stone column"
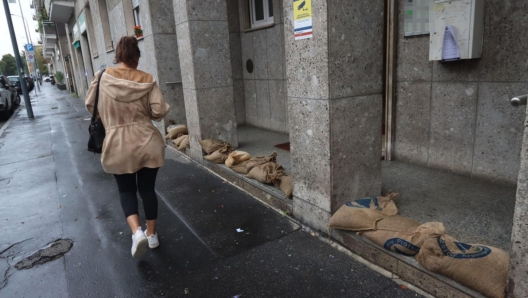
[509,108,528,297]
[174,0,238,161]
[136,0,186,135]
[284,0,385,231]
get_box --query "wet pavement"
[0,83,424,297]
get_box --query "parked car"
[0,75,20,108]
[7,75,30,94]
[43,76,50,82]
[0,78,15,119]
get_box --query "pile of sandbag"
[328,193,509,298]
[198,140,293,198]
[165,125,189,151]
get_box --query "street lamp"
[10,14,31,44]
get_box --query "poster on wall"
[293,0,313,40]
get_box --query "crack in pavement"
[14,239,73,270]
[0,239,32,256]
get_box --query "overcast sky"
[0,0,41,56]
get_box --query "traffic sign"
[24,44,34,53]
[27,54,35,63]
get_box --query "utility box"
[429,0,485,61]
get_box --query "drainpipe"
[384,0,396,161]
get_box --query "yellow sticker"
[434,3,444,11]
[293,0,312,21]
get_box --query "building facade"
[34,0,528,297]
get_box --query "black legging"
[114,167,159,220]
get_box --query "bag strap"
[91,69,107,123]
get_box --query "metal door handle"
[511,95,528,107]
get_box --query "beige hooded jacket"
[85,67,170,174]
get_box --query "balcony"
[42,22,56,58]
[47,0,74,23]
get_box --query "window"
[132,0,140,26]
[249,0,274,28]
[97,0,113,51]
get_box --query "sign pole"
[3,0,34,118]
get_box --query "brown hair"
[113,36,141,67]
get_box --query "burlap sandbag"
[199,139,232,154]
[270,174,293,198]
[204,150,229,163]
[178,136,189,151]
[230,160,250,174]
[246,162,284,184]
[174,135,188,147]
[361,220,445,256]
[245,152,277,173]
[416,236,509,298]
[328,193,399,232]
[225,151,251,167]
[165,125,188,139]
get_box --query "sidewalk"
[0,83,425,297]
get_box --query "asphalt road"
[0,83,425,298]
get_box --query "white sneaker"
[144,231,159,249]
[131,227,148,258]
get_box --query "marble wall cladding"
[428,83,478,175]
[393,0,528,183]
[252,30,269,80]
[109,2,128,42]
[289,97,331,211]
[176,22,196,89]
[256,80,271,129]
[394,82,431,166]
[183,88,202,151]
[244,80,257,124]
[510,117,528,297]
[266,24,285,80]
[330,95,383,212]
[472,83,528,183]
[153,34,186,125]
[234,1,288,133]
[479,0,528,82]
[293,197,332,233]
[227,0,240,33]
[269,80,288,133]
[233,80,246,125]
[187,21,233,89]
[230,33,244,80]
[327,0,384,98]
[195,86,238,147]
[284,0,329,100]
[175,0,228,23]
[241,31,254,80]
[143,0,176,35]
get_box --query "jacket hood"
[100,71,155,103]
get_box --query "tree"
[34,45,48,75]
[0,61,5,75]
[1,54,17,76]
[20,51,29,75]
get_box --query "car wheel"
[15,94,21,105]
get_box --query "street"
[0,83,423,298]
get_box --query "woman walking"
[85,36,170,258]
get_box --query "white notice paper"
[442,26,461,61]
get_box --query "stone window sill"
[106,46,114,54]
[137,37,144,41]
[244,23,274,33]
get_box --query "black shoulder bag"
[88,69,106,154]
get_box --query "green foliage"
[34,46,48,75]
[0,61,5,75]
[20,51,29,74]
[1,54,17,76]
[54,71,65,84]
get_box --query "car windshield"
[8,77,19,82]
